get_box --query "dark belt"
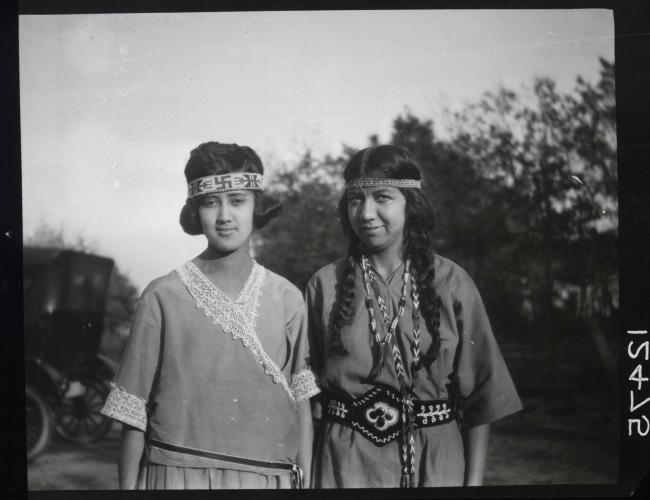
[322,386,456,447]
[148,438,303,489]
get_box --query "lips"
[360,226,383,233]
[216,227,236,235]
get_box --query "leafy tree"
[441,61,615,299]
[438,59,617,389]
[254,151,349,289]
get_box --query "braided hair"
[329,145,442,368]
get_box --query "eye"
[374,193,392,202]
[230,197,246,206]
[347,196,361,207]
[201,197,218,208]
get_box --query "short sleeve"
[453,277,523,429]
[305,276,326,420]
[100,289,162,431]
[286,291,320,402]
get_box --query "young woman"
[307,145,522,488]
[101,142,319,489]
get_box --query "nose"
[359,198,376,222]
[216,203,233,223]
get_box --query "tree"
[254,151,349,290]
[440,59,617,390]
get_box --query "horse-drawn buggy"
[24,247,117,460]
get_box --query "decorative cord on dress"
[360,255,424,487]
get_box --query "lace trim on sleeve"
[100,382,147,431]
[289,369,321,401]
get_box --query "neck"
[364,244,404,279]
[197,242,253,278]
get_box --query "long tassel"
[364,342,388,382]
[391,343,406,380]
[411,276,422,371]
[400,399,410,488]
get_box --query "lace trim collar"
[176,260,296,403]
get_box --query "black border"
[4,0,650,498]
[616,0,650,497]
[2,1,26,500]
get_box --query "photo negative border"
[3,0,650,498]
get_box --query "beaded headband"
[187,172,264,199]
[345,178,422,190]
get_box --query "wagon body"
[23,247,114,375]
[24,247,117,455]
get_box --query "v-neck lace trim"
[176,260,296,403]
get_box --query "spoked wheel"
[26,384,53,461]
[54,379,113,443]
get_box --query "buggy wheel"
[26,384,53,461]
[54,379,113,443]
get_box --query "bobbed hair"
[330,145,443,370]
[179,142,282,235]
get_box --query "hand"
[463,423,490,486]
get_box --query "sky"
[19,10,614,292]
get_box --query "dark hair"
[179,142,282,234]
[330,145,442,369]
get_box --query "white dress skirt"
[137,463,293,489]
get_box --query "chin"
[207,238,247,254]
[360,242,385,253]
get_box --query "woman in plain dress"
[307,145,522,488]
[101,142,320,489]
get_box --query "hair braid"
[402,189,442,367]
[411,251,442,368]
[329,256,357,355]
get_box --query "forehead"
[202,190,254,199]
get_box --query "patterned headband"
[187,172,264,199]
[345,178,422,190]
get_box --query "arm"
[452,276,522,486]
[296,399,314,488]
[118,424,145,489]
[305,279,325,428]
[285,285,320,488]
[463,423,490,486]
[100,289,163,487]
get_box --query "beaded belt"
[322,386,456,446]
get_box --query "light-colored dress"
[101,260,320,489]
[306,254,522,488]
